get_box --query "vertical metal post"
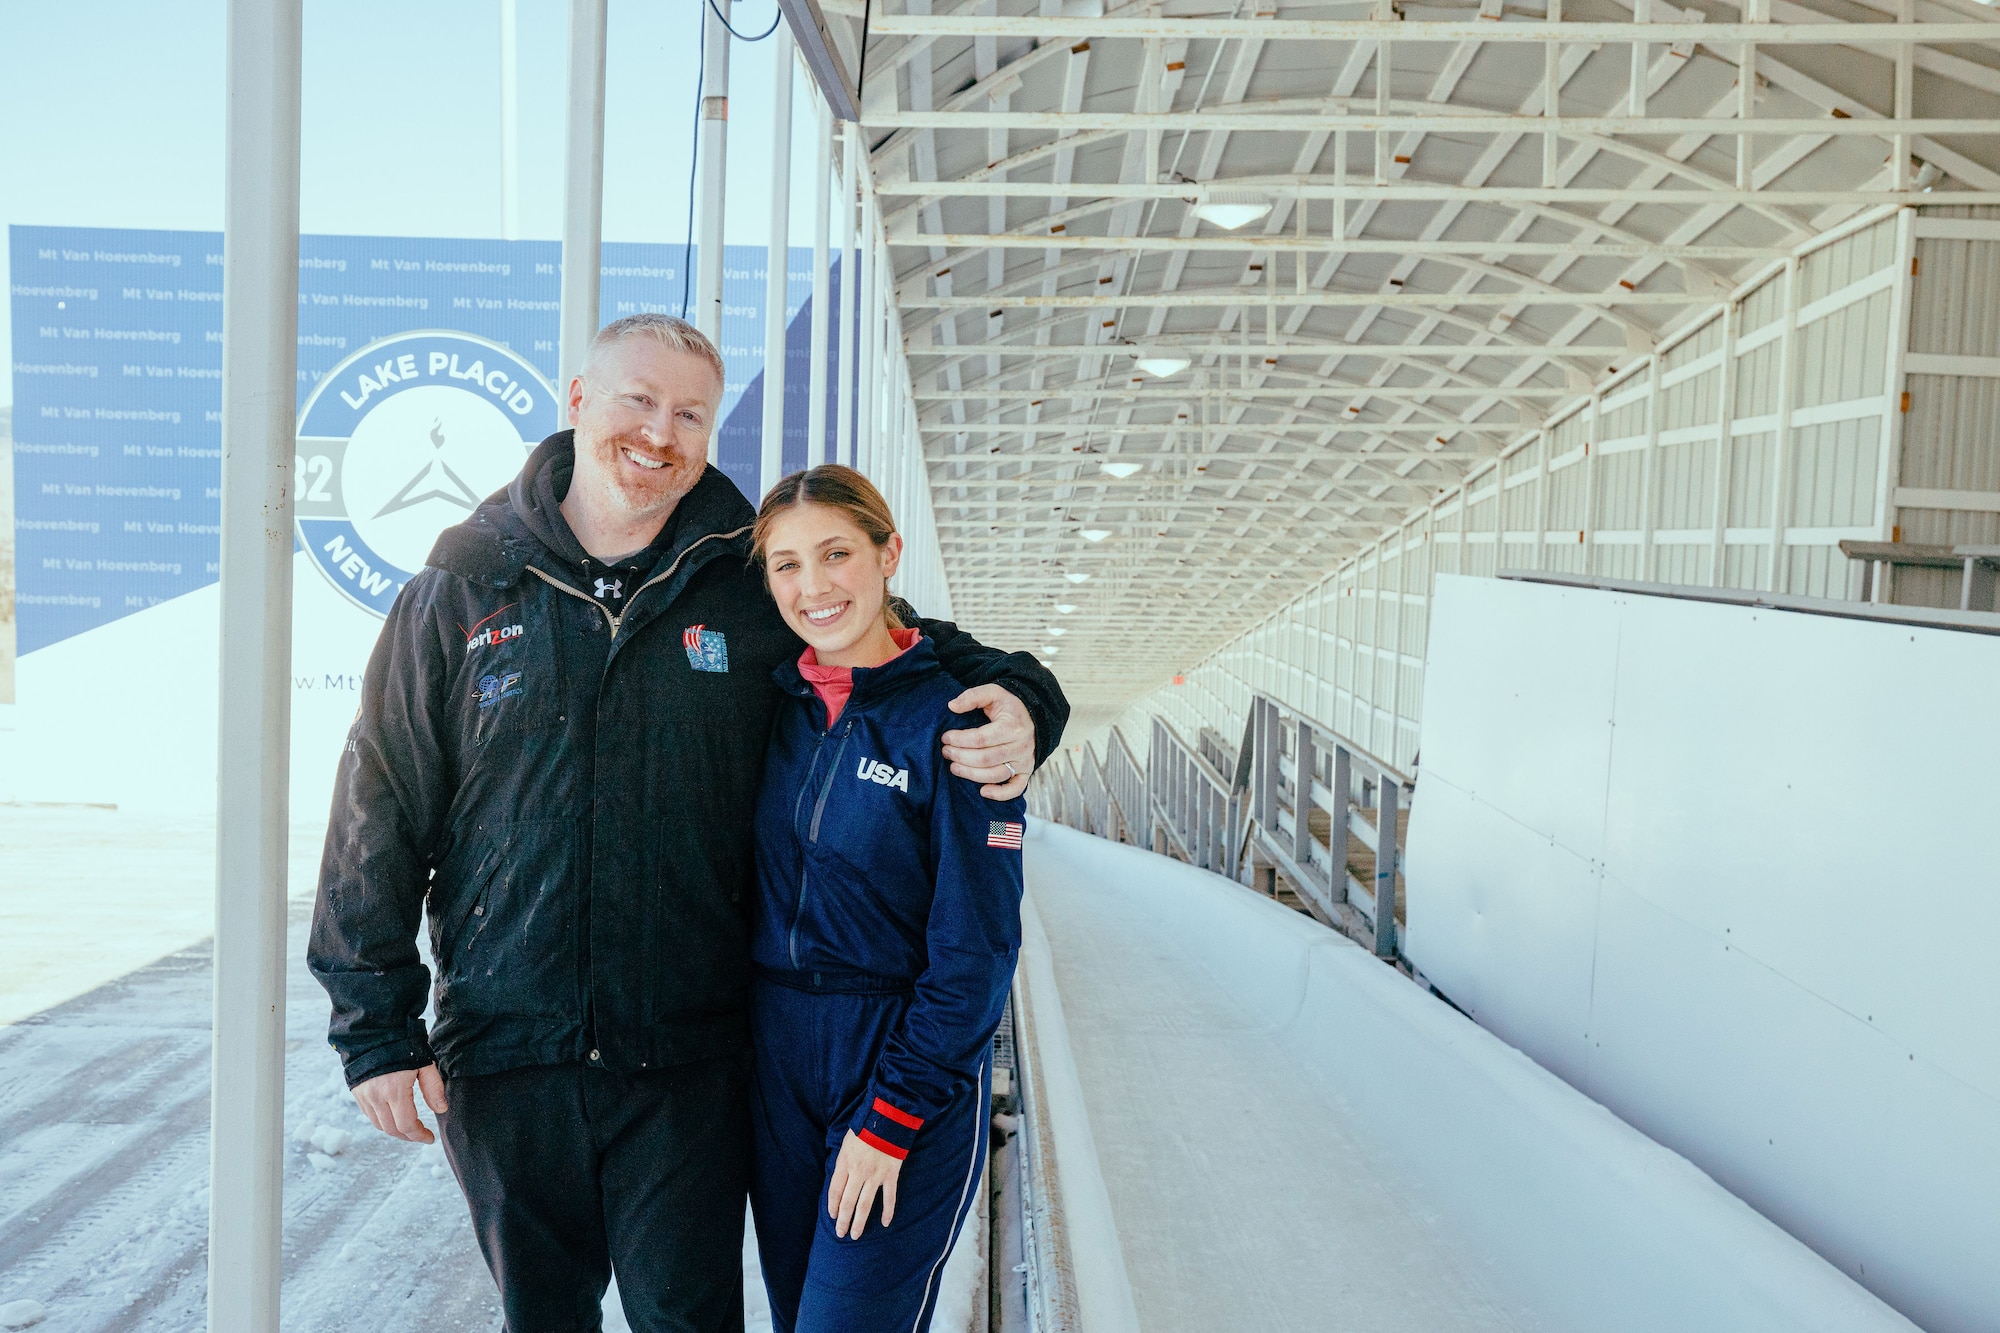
[1373,774,1400,959]
[1256,699,1276,828]
[808,91,833,467]
[556,0,607,396]
[1330,742,1353,905]
[208,2,301,1328]
[1291,716,1314,871]
[500,0,521,239]
[1582,394,1602,579]
[1710,300,1738,587]
[857,190,879,475]
[695,0,732,364]
[761,24,795,500]
[1638,354,1663,581]
[1767,256,1799,592]
[835,122,858,467]
[1874,206,1917,600]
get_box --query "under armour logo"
[593,577,623,599]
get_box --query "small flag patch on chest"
[682,624,729,673]
[987,820,1025,849]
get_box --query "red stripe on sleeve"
[856,1128,909,1161]
[871,1097,925,1131]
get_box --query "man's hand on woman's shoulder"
[942,684,1034,799]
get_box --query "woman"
[746,465,1025,1333]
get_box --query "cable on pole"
[706,0,783,41]
[680,3,706,318]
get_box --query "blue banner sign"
[9,225,843,651]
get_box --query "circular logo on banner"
[296,331,557,616]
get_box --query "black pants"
[439,1056,751,1333]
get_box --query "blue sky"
[2,0,819,406]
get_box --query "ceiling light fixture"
[1047,627,1066,636]
[1133,355,1191,379]
[1065,572,1091,583]
[1080,529,1111,542]
[1041,645,1060,654]
[1190,190,1272,231]
[1055,604,1076,614]
[1099,460,1143,479]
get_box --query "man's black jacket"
[308,432,1067,1087]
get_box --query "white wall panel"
[1405,574,2000,1333]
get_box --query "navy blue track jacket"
[751,637,1026,1160]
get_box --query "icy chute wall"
[1406,574,2000,1333]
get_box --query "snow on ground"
[0,807,309,1027]
[0,809,779,1332]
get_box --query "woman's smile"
[801,600,851,629]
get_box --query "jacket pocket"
[437,818,580,1020]
[431,832,503,964]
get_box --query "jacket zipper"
[523,523,751,640]
[516,523,751,1043]
[787,716,854,970]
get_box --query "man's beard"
[585,427,703,519]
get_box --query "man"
[308,314,1066,1332]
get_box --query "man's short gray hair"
[584,312,725,391]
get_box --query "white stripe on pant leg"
[910,1057,987,1333]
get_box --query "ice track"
[1022,820,1918,1333]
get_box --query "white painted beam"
[891,232,1779,259]
[208,1,301,1328]
[868,110,1999,138]
[906,290,1697,308]
[762,26,796,500]
[866,14,2000,45]
[557,0,608,393]
[874,181,2000,206]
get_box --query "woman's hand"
[828,1129,904,1239]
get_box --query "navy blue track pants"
[748,976,989,1333]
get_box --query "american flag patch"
[987,820,1025,849]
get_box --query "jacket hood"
[425,429,756,588]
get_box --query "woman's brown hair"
[752,464,904,629]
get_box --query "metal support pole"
[696,0,732,364]
[1330,743,1353,906]
[835,123,859,467]
[557,0,607,396]
[761,25,795,499]
[808,91,833,467]
[1291,717,1315,872]
[208,1,301,1328]
[1373,775,1400,959]
[500,0,521,239]
[857,189,879,476]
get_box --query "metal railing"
[1243,694,1414,961]
[1029,729,1146,846]
[1031,695,1416,963]
[1147,716,1247,877]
